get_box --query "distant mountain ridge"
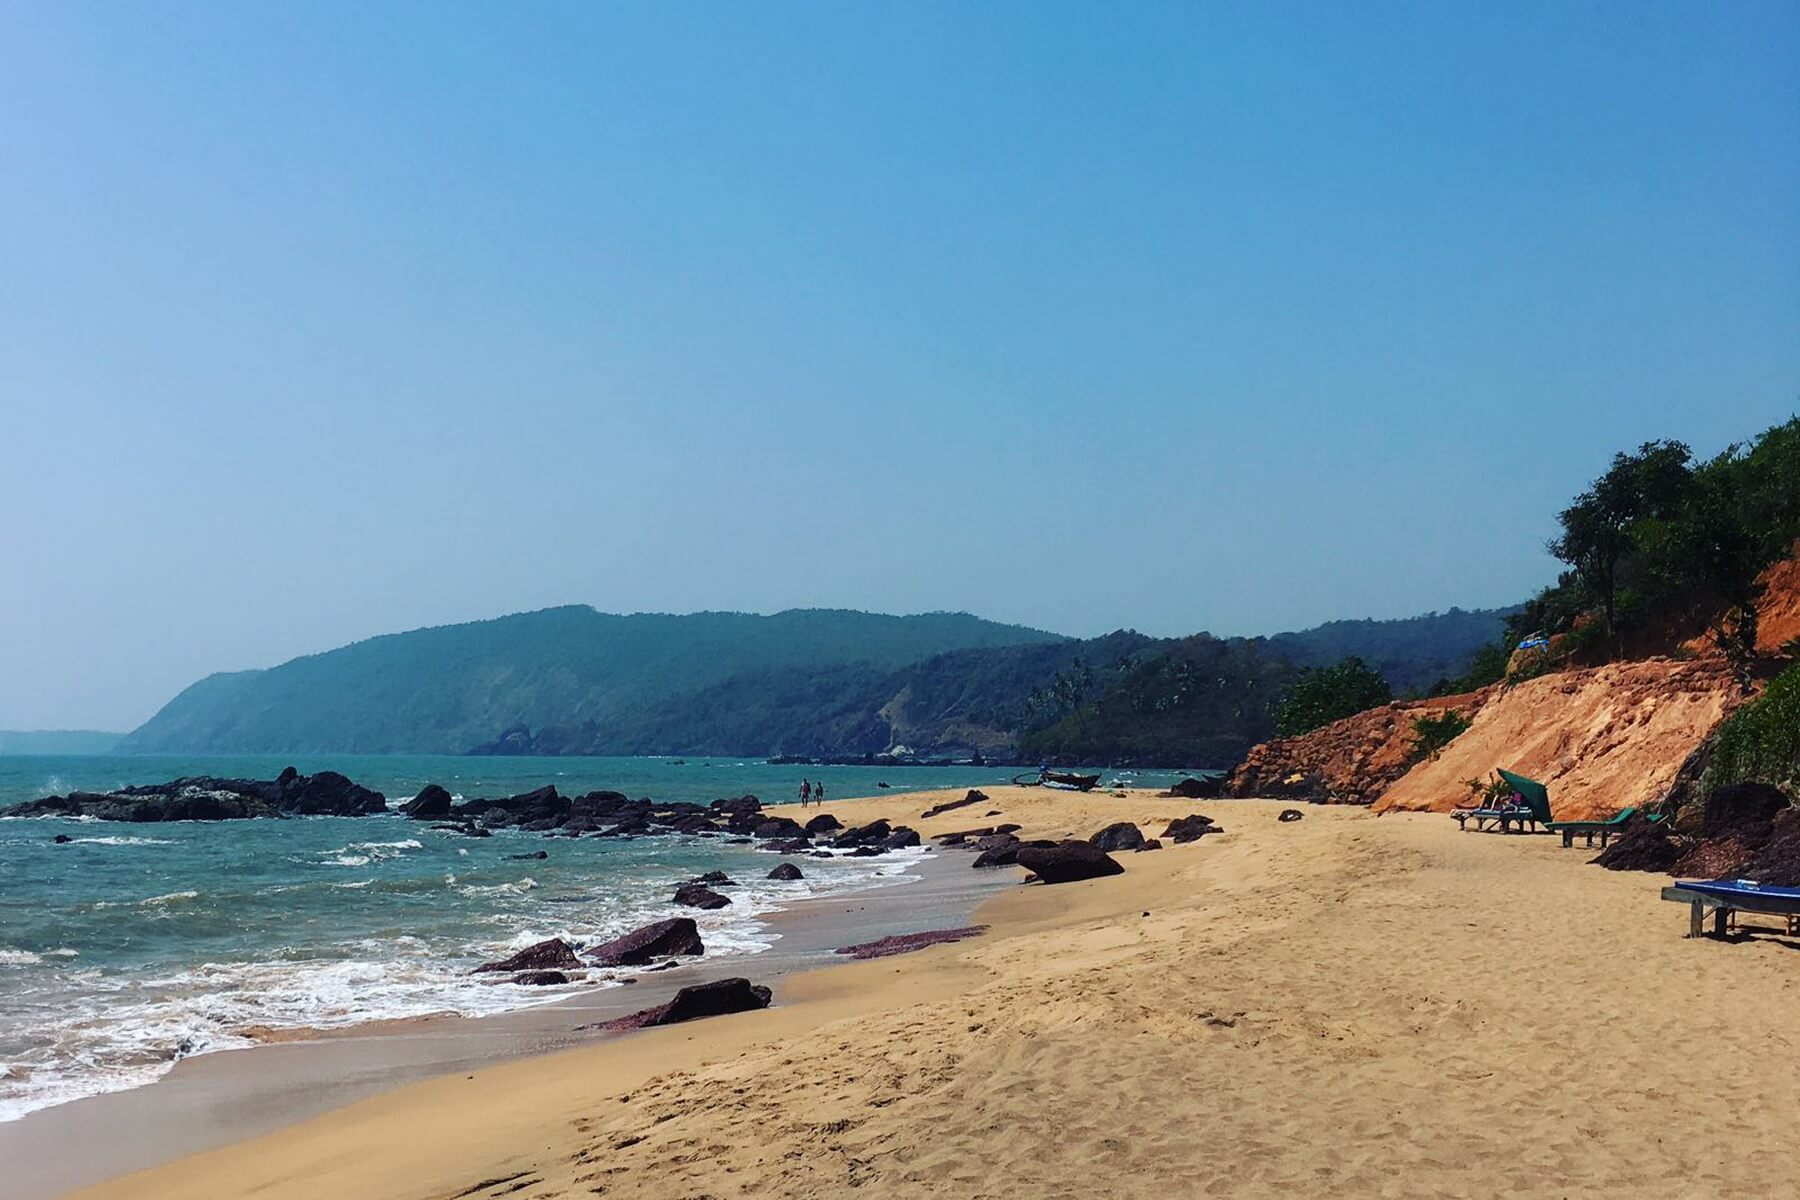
[0,730,123,755]
[119,604,1516,765]
[117,607,1065,756]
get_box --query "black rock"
[52,834,72,844]
[753,817,807,840]
[1278,809,1304,823]
[803,813,843,835]
[513,970,569,986]
[834,819,892,848]
[3,769,387,823]
[1091,822,1145,853]
[587,917,704,967]
[508,850,549,860]
[1162,815,1219,844]
[673,884,732,910]
[1015,840,1125,885]
[767,863,804,881]
[472,938,582,974]
[688,871,735,886]
[602,977,772,1030]
[401,784,454,819]
[922,790,989,819]
[1164,775,1223,799]
[1138,839,1163,851]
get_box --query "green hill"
[116,607,1066,755]
[118,603,1515,765]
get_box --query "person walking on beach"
[799,779,812,807]
[813,781,825,805]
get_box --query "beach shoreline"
[42,785,1800,1199]
[0,828,1008,1200]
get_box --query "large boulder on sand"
[601,978,773,1031]
[400,783,454,819]
[587,918,704,967]
[1162,815,1219,844]
[673,883,732,910]
[803,813,843,835]
[1015,840,1124,885]
[472,937,582,974]
[1091,821,1145,852]
[1163,776,1223,799]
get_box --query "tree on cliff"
[1548,440,1694,653]
[1274,657,1393,736]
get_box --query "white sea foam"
[0,828,946,1124]
[69,836,176,847]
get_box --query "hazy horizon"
[4,3,1796,729]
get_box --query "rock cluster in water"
[4,767,386,821]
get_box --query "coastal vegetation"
[1408,709,1473,763]
[1271,657,1393,737]
[1523,418,1800,667]
[1702,660,1800,799]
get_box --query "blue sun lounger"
[1661,879,1800,938]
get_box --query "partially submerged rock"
[473,938,582,975]
[673,883,732,910]
[767,863,804,881]
[401,783,454,819]
[513,970,569,986]
[5,768,387,822]
[587,918,704,967]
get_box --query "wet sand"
[0,845,1005,1200]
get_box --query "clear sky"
[2,2,1796,731]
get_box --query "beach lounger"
[1661,879,1800,939]
[1544,807,1641,848]
[1451,769,1551,833]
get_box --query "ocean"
[0,754,1193,1123]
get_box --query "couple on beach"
[798,779,827,807]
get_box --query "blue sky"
[2,2,1796,729]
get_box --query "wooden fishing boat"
[1013,769,1103,792]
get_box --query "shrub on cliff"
[1408,710,1472,763]
[1273,657,1393,737]
[1702,660,1800,799]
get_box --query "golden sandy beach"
[74,787,1800,1199]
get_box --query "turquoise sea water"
[0,754,1194,1122]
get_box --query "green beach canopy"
[1496,768,1552,824]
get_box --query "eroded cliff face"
[1373,657,1748,821]
[1752,546,1800,654]
[1224,693,1488,805]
